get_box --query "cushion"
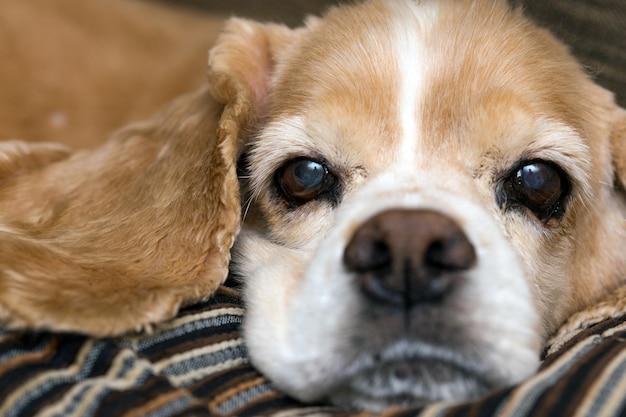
[1,284,626,417]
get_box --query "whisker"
[242,194,255,222]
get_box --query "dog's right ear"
[0,140,72,180]
[208,18,296,147]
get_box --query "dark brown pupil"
[280,159,326,202]
[515,163,562,207]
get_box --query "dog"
[0,0,625,411]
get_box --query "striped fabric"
[2,285,626,417]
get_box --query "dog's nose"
[343,209,476,307]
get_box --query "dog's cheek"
[270,210,335,251]
[473,172,575,336]
[233,232,311,371]
[495,213,573,334]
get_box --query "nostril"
[425,240,447,268]
[425,232,476,271]
[366,240,391,269]
[367,240,392,270]
[344,238,391,272]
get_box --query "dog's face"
[215,0,626,410]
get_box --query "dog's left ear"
[208,18,297,148]
[611,108,626,189]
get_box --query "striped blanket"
[2,284,626,417]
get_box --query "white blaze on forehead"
[390,0,439,169]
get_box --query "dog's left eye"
[276,158,337,206]
[500,160,569,224]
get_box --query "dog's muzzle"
[241,192,541,410]
[324,208,521,409]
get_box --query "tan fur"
[547,285,626,356]
[612,109,626,187]
[0,0,624,407]
[0,1,241,335]
[0,86,241,335]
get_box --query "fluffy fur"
[0,0,239,335]
[0,0,625,411]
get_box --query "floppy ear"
[611,108,626,189]
[0,18,298,337]
[0,85,243,336]
[0,140,72,179]
[208,18,295,147]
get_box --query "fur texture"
[0,0,239,335]
[0,0,625,411]
[221,0,626,410]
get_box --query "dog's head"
[210,0,626,410]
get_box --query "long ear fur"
[611,108,626,189]
[0,86,241,336]
[208,18,295,147]
[0,141,72,179]
[0,18,297,336]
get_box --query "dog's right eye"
[276,158,337,207]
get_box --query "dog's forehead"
[266,0,598,173]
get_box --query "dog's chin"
[327,357,491,411]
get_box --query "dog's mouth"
[326,348,493,410]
